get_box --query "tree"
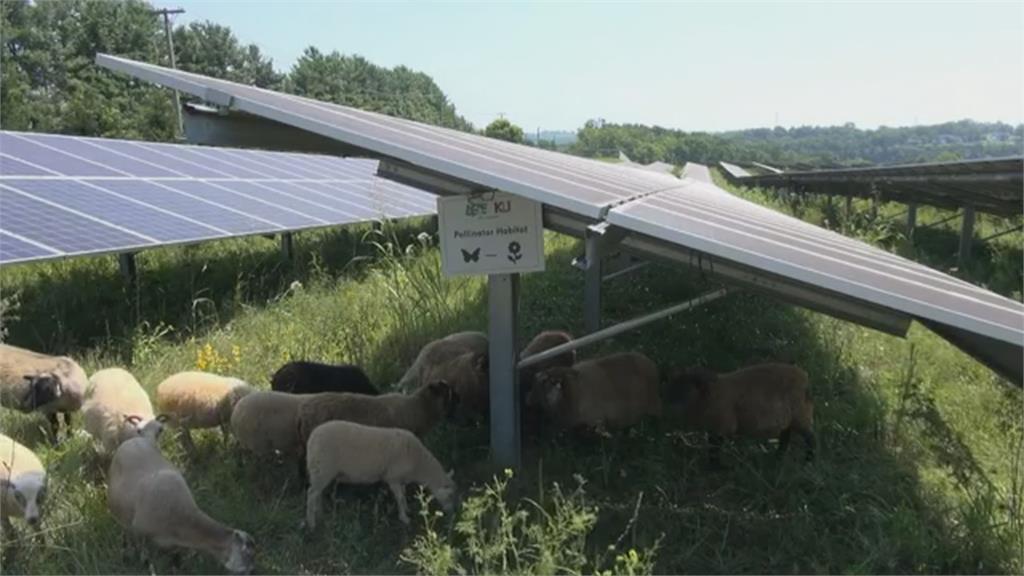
[484,118,524,143]
[173,21,283,88]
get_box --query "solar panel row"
[0,131,436,265]
[94,54,1023,382]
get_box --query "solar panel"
[0,131,436,265]
[719,161,751,180]
[682,162,712,183]
[94,54,1024,383]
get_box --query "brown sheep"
[430,352,487,421]
[398,331,487,392]
[527,352,661,432]
[668,363,815,464]
[519,330,575,434]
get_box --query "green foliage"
[285,47,473,131]
[173,21,283,88]
[402,470,657,576]
[484,117,525,143]
[572,119,1023,169]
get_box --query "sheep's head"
[1,471,46,527]
[21,373,62,410]
[423,380,458,418]
[527,367,577,412]
[432,469,458,514]
[223,529,256,575]
[667,367,718,405]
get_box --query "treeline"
[572,119,1023,168]
[0,0,472,141]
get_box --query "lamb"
[0,433,47,534]
[304,420,456,528]
[229,391,307,457]
[398,331,487,391]
[295,381,456,483]
[156,371,254,455]
[527,352,662,432]
[667,363,815,464]
[0,343,88,439]
[270,361,378,396]
[82,367,157,455]
[108,418,256,574]
[296,380,456,447]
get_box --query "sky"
[164,1,1023,133]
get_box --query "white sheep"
[229,390,307,457]
[304,420,456,528]
[82,367,156,455]
[108,418,256,574]
[0,343,88,439]
[0,433,47,534]
[155,371,253,455]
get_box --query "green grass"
[0,201,1021,574]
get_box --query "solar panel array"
[0,131,436,265]
[682,162,712,183]
[95,54,1024,381]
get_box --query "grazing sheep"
[108,419,256,574]
[0,343,88,438]
[304,420,456,528]
[156,371,254,455]
[398,331,487,391]
[82,368,156,455]
[519,330,575,434]
[667,363,815,463]
[0,433,47,534]
[527,352,662,432]
[229,391,307,457]
[295,381,456,483]
[270,361,378,396]
[433,352,488,421]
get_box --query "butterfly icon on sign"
[461,247,481,263]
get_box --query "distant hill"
[524,130,577,146]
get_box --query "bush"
[401,470,659,576]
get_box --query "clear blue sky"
[165,1,1022,133]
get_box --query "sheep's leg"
[178,429,196,456]
[220,423,231,446]
[388,482,410,525]
[297,449,309,486]
[46,413,60,444]
[799,429,816,462]
[305,478,328,530]
[777,427,792,456]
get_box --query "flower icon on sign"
[507,241,522,264]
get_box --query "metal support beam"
[583,231,603,333]
[488,273,521,469]
[280,232,294,261]
[603,260,651,282]
[906,203,917,239]
[958,206,976,269]
[118,252,137,285]
[981,224,1023,243]
[518,288,730,371]
[921,210,962,230]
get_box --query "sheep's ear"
[123,414,142,426]
[473,353,488,374]
[156,413,170,424]
[446,469,455,480]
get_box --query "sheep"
[0,343,88,439]
[519,330,576,433]
[667,363,815,464]
[156,371,254,456]
[229,390,307,457]
[108,418,256,574]
[398,331,487,391]
[295,381,456,483]
[304,420,456,528]
[270,361,378,396]
[527,352,662,432]
[82,367,156,455]
[429,351,488,421]
[0,433,47,534]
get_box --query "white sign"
[438,191,545,277]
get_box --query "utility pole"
[151,7,185,138]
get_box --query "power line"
[150,7,185,138]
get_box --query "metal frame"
[488,273,521,468]
[958,206,976,268]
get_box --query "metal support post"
[603,260,650,282]
[280,232,294,261]
[958,206,976,269]
[583,232,603,333]
[488,273,521,469]
[519,288,730,371]
[118,252,137,285]
[906,203,917,240]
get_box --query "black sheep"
[270,361,379,396]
